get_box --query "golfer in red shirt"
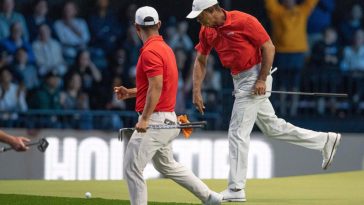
[114,6,222,205]
[186,0,341,202]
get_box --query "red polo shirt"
[135,35,178,112]
[195,10,270,74]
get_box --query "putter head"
[118,128,134,141]
[37,138,49,152]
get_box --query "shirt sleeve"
[243,16,271,47]
[299,0,319,15]
[195,27,213,55]
[265,0,284,18]
[141,50,164,78]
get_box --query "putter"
[118,121,208,141]
[234,90,348,98]
[0,138,49,153]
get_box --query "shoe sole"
[222,198,247,202]
[323,133,341,170]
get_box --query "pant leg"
[228,95,260,190]
[152,143,211,202]
[256,98,327,150]
[123,112,178,205]
[228,65,262,190]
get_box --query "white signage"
[45,137,273,180]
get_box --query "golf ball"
[85,192,92,198]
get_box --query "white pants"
[228,65,327,189]
[123,112,211,205]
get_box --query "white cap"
[186,0,218,19]
[135,6,159,26]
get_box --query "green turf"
[0,171,363,205]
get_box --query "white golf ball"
[85,192,92,199]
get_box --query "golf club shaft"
[180,121,207,126]
[121,124,205,131]
[267,91,348,97]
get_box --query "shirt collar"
[141,35,163,51]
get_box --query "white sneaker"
[203,191,223,205]
[220,188,246,202]
[322,132,341,170]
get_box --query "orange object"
[177,115,193,138]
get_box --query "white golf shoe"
[220,188,246,202]
[203,191,223,205]
[322,132,341,170]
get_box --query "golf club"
[118,121,207,141]
[0,138,49,153]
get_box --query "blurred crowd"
[0,0,363,130]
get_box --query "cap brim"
[186,10,203,19]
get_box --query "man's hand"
[254,80,266,95]
[10,136,30,152]
[193,90,205,114]
[135,119,149,133]
[114,86,131,100]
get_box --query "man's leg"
[152,143,213,203]
[256,98,327,149]
[123,127,172,205]
[227,95,259,191]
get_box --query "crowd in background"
[0,0,363,130]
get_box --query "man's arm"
[136,75,163,132]
[265,0,283,17]
[192,52,208,114]
[0,130,29,152]
[299,0,319,15]
[114,87,137,100]
[255,39,275,95]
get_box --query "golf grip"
[1,141,39,152]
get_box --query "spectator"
[29,71,62,128]
[124,3,137,26]
[101,76,124,130]
[11,48,39,90]
[103,47,130,89]
[311,27,341,68]
[0,68,27,126]
[175,48,188,114]
[168,21,194,52]
[310,27,342,114]
[26,0,53,42]
[265,0,318,116]
[341,29,364,71]
[202,56,221,109]
[339,4,363,45]
[32,24,67,77]
[123,25,141,66]
[54,1,90,61]
[60,71,92,129]
[30,71,61,110]
[1,22,35,64]
[307,0,335,48]
[341,29,364,110]
[68,49,102,109]
[88,0,122,55]
[0,0,29,40]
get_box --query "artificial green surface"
[0,171,363,204]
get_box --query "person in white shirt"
[54,1,90,60]
[0,0,29,40]
[341,29,364,71]
[33,24,67,77]
[0,68,27,124]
